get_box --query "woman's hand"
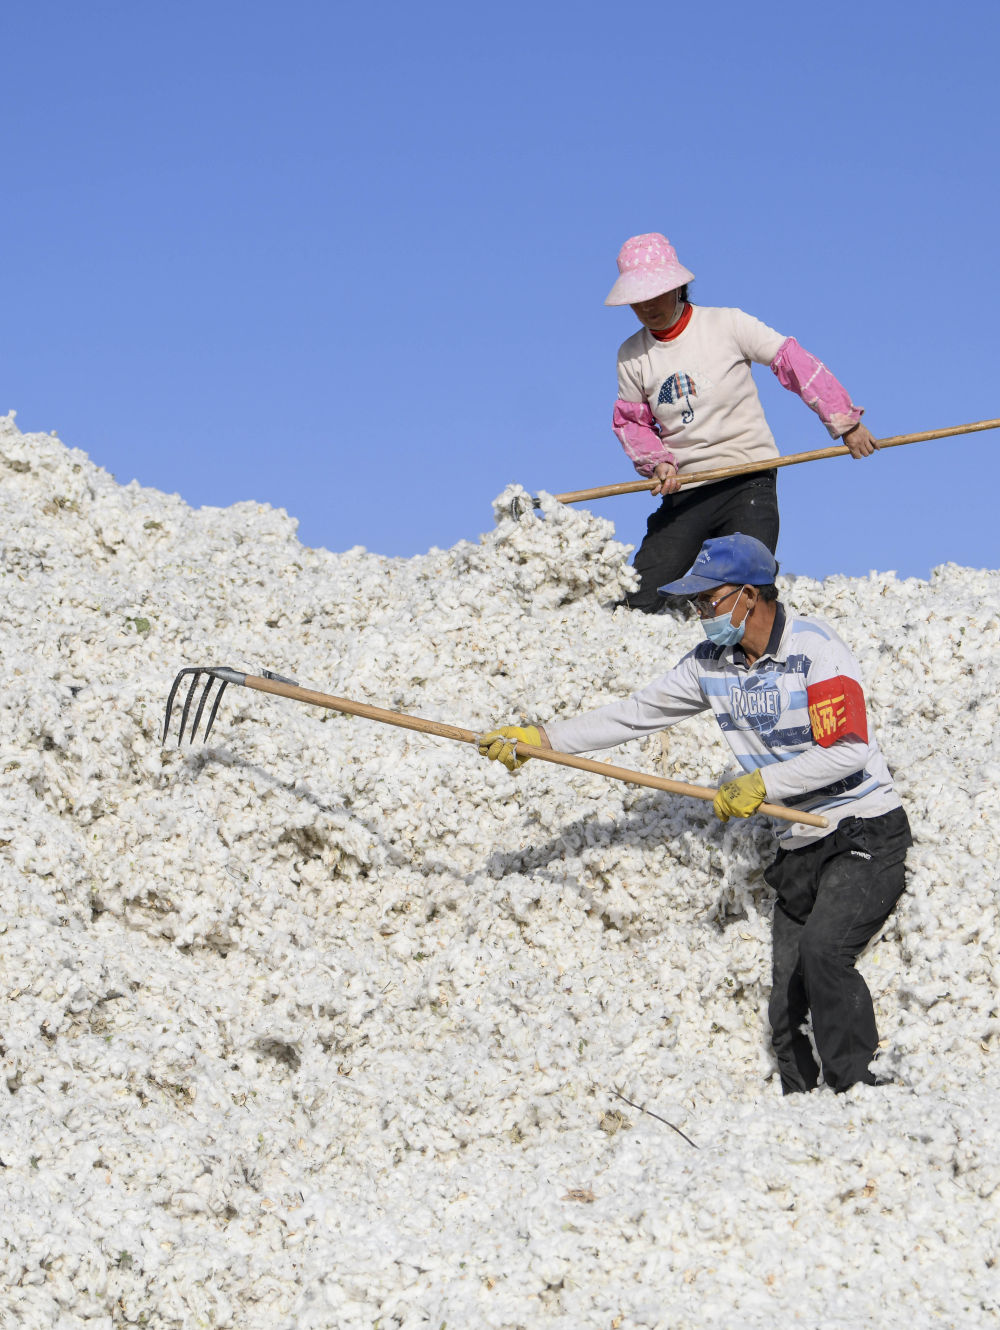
[649,461,681,496]
[842,423,879,458]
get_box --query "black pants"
[624,471,779,613]
[765,808,911,1094]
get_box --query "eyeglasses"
[692,586,744,619]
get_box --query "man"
[479,534,910,1094]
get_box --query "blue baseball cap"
[657,533,778,597]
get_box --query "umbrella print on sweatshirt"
[658,372,698,424]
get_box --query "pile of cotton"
[0,412,996,1329]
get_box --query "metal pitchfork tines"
[507,493,542,520]
[162,666,297,745]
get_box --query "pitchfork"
[162,664,827,829]
[506,417,1000,518]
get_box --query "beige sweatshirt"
[616,305,788,479]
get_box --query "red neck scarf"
[649,303,693,342]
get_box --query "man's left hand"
[713,769,767,821]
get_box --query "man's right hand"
[478,725,542,772]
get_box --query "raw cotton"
[0,413,997,1329]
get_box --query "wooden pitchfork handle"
[537,417,1000,508]
[164,667,827,829]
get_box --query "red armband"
[807,675,869,747]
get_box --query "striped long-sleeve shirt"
[544,605,900,847]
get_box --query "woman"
[606,232,877,612]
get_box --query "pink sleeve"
[770,337,864,439]
[612,400,677,478]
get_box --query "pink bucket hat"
[604,232,695,306]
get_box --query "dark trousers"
[625,471,780,613]
[765,808,911,1094]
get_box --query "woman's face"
[630,287,682,330]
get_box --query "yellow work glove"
[713,769,767,822]
[478,725,541,772]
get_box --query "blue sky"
[3,0,998,581]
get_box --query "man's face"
[693,585,744,621]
